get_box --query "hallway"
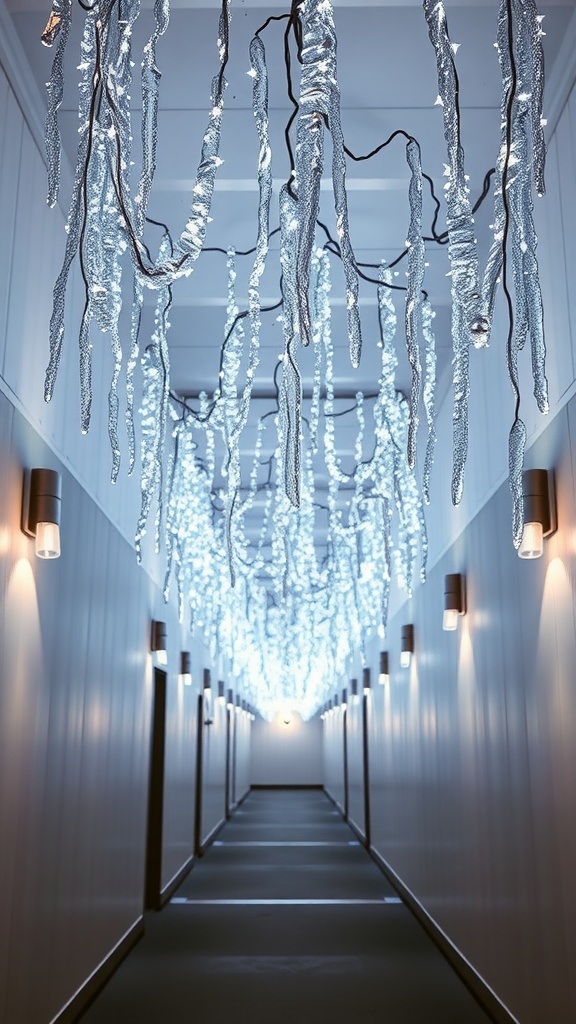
[79,789,493,1024]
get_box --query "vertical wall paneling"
[234,711,251,803]
[322,708,345,812]
[0,67,23,375]
[368,397,576,1024]
[198,697,227,850]
[345,698,365,841]
[0,390,199,1023]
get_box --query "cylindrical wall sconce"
[400,624,414,668]
[203,668,212,695]
[519,469,556,558]
[151,620,167,665]
[341,687,348,710]
[23,468,62,558]
[443,573,465,631]
[363,667,371,694]
[226,687,234,710]
[378,651,389,685]
[179,651,192,686]
[217,680,225,704]
[350,678,359,704]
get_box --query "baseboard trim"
[250,783,323,790]
[369,846,519,1024]
[322,786,345,819]
[159,853,194,908]
[346,815,366,846]
[198,816,226,856]
[50,916,144,1024]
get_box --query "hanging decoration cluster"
[40,0,548,718]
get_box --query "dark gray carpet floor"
[78,788,494,1024]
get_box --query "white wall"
[323,706,345,812]
[0,392,202,1023]
[0,19,223,1021]
[324,42,576,1024]
[251,712,323,786]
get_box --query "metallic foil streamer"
[134,236,172,560]
[43,0,72,207]
[423,0,489,505]
[279,184,302,507]
[296,0,361,367]
[136,0,171,236]
[405,138,426,469]
[421,298,438,505]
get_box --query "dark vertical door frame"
[343,707,349,820]
[225,707,232,818]
[145,668,167,910]
[194,694,204,856]
[362,693,371,849]
[231,709,238,808]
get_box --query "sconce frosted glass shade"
[519,520,544,559]
[519,469,555,559]
[350,678,359,704]
[378,650,389,685]
[341,687,348,710]
[203,668,212,694]
[24,468,62,558]
[227,687,234,709]
[400,624,414,668]
[363,667,371,694]
[443,607,459,631]
[443,573,465,630]
[35,520,61,559]
[217,680,225,704]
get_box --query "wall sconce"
[400,624,414,668]
[217,680,226,705]
[363,667,371,695]
[378,651,389,685]
[203,669,213,725]
[519,469,556,559]
[151,620,167,665]
[341,687,348,710]
[281,706,292,725]
[350,678,359,704]
[23,468,62,558]
[179,651,192,686]
[226,687,234,710]
[443,573,465,631]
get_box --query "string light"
[39,0,549,717]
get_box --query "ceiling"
[7,0,576,532]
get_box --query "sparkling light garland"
[39,0,550,717]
